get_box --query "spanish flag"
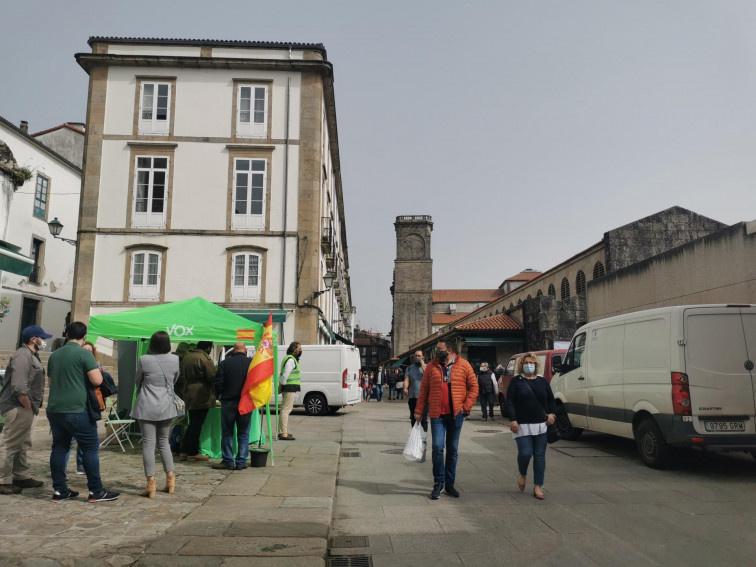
[238,312,275,415]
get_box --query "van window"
[504,359,516,376]
[565,333,586,369]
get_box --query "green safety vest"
[281,354,301,386]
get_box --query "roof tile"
[454,314,521,331]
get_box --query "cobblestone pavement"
[4,398,756,566]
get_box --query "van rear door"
[345,347,362,405]
[684,307,756,435]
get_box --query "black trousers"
[479,393,495,418]
[408,398,428,431]
[181,408,209,456]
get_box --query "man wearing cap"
[0,325,52,495]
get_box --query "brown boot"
[141,476,156,499]
[0,484,22,495]
[163,471,175,494]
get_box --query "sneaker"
[88,489,120,503]
[430,483,443,500]
[13,478,43,489]
[76,466,86,475]
[0,484,22,495]
[52,489,79,502]
[445,484,460,498]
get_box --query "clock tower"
[391,215,433,356]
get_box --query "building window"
[576,270,586,294]
[33,175,49,220]
[548,284,556,297]
[232,158,267,230]
[139,82,171,135]
[132,156,169,228]
[129,250,162,300]
[231,252,262,301]
[593,261,606,279]
[526,294,532,300]
[561,277,570,300]
[237,85,268,138]
[29,238,43,284]
[536,289,543,297]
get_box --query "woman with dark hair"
[130,331,180,497]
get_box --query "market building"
[72,37,353,345]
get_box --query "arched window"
[509,302,514,308]
[495,309,499,314]
[576,270,586,295]
[561,277,570,300]
[536,289,543,297]
[593,261,605,279]
[517,299,523,305]
[547,284,556,297]
[527,294,532,300]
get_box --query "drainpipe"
[280,77,291,343]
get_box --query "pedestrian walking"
[505,352,556,500]
[130,331,180,497]
[213,342,254,468]
[395,368,404,400]
[404,350,428,431]
[47,321,119,502]
[278,342,302,440]
[374,365,384,402]
[177,341,217,462]
[387,368,398,400]
[477,362,498,421]
[0,325,52,495]
[415,340,478,500]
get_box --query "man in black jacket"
[213,342,253,470]
[477,362,497,421]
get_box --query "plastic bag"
[403,422,428,462]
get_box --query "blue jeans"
[221,400,252,467]
[430,412,465,486]
[374,385,382,401]
[515,432,548,486]
[49,411,103,494]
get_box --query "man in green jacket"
[178,342,217,461]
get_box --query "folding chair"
[100,397,136,452]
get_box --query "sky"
[3,0,756,333]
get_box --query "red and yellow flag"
[238,312,275,415]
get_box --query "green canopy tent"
[87,297,277,462]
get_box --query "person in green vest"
[277,342,302,441]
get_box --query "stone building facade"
[390,215,433,356]
[399,206,732,366]
[72,37,353,345]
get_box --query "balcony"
[321,217,333,254]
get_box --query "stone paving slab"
[178,535,326,557]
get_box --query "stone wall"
[604,206,726,273]
[588,221,756,321]
[520,294,586,351]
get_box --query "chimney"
[19,121,28,134]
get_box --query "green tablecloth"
[198,406,261,460]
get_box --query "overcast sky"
[3,1,756,333]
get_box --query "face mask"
[523,363,536,375]
[436,350,447,362]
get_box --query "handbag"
[521,377,559,444]
[154,356,186,417]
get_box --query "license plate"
[703,421,745,432]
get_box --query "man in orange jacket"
[415,339,478,500]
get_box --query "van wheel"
[304,393,328,416]
[635,418,671,469]
[555,403,583,440]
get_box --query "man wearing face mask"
[414,340,478,500]
[404,350,428,431]
[0,326,53,495]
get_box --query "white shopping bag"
[402,422,427,463]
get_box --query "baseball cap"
[21,325,53,340]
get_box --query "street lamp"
[312,271,336,299]
[47,217,77,246]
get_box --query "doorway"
[18,298,39,347]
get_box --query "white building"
[0,116,83,348]
[73,37,353,344]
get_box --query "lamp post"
[47,217,77,246]
[312,271,335,299]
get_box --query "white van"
[551,304,756,468]
[273,344,362,416]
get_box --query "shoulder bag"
[520,376,559,444]
[154,355,186,417]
